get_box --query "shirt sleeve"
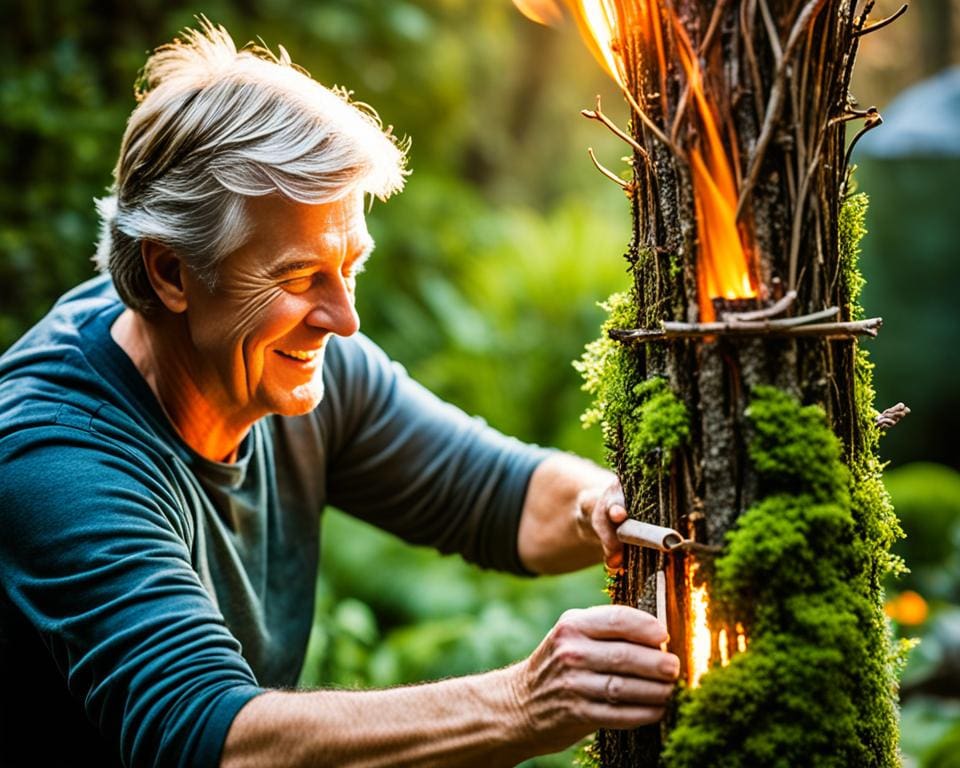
[0,424,264,768]
[322,334,555,574]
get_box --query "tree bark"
[584,2,902,765]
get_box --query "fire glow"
[687,561,748,687]
[514,0,758,321]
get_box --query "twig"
[857,3,908,36]
[670,305,838,330]
[621,87,680,156]
[758,0,783,61]
[673,540,724,556]
[789,133,827,288]
[876,402,910,429]
[844,111,883,171]
[670,0,729,142]
[829,105,879,125]
[736,0,825,220]
[609,314,882,342]
[721,290,797,321]
[740,0,766,124]
[581,95,648,158]
[587,147,633,192]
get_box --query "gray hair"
[93,17,408,314]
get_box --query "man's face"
[180,193,371,424]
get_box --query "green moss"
[624,378,690,471]
[663,387,901,768]
[839,192,869,320]
[575,290,689,470]
[574,290,638,450]
[573,737,601,768]
[745,386,848,502]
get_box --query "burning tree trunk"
[518,1,906,765]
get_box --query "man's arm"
[221,605,678,768]
[517,452,628,574]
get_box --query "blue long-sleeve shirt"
[0,275,549,767]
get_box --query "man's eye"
[282,276,313,294]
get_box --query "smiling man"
[0,20,678,768]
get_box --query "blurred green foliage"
[885,463,960,767]
[3,2,958,766]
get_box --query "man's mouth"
[275,349,321,362]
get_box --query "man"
[0,20,678,767]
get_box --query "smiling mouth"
[275,349,322,363]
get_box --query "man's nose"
[305,277,360,338]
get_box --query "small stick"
[655,570,668,652]
[844,111,883,172]
[581,95,648,158]
[876,402,910,429]
[829,105,878,125]
[669,305,840,331]
[736,0,825,220]
[621,87,679,156]
[587,147,633,192]
[722,290,797,321]
[609,316,882,342]
[857,3,908,36]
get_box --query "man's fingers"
[572,641,680,682]
[590,498,624,568]
[561,605,669,647]
[608,503,628,524]
[568,670,674,705]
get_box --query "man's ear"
[141,240,188,314]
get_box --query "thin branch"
[736,0,825,220]
[587,147,633,192]
[621,87,680,156]
[857,3,908,35]
[581,95,648,158]
[789,133,827,289]
[721,290,797,321]
[829,105,879,125]
[670,305,839,330]
[844,111,883,171]
[758,0,783,61]
[670,0,729,142]
[740,0,766,124]
[609,314,882,342]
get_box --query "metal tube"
[616,519,684,551]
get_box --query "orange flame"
[687,561,748,687]
[514,0,758,321]
[688,561,712,687]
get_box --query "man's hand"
[509,605,679,754]
[576,479,628,570]
[518,454,627,574]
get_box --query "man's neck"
[110,309,249,463]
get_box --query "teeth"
[280,349,319,361]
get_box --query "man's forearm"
[517,452,616,574]
[221,666,533,768]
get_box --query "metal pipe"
[616,519,684,551]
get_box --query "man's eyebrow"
[268,260,316,279]
[268,240,375,279]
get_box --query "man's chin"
[272,382,325,417]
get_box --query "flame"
[687,561,748,687]
[687,561,712,687]
[514,0,758,321]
